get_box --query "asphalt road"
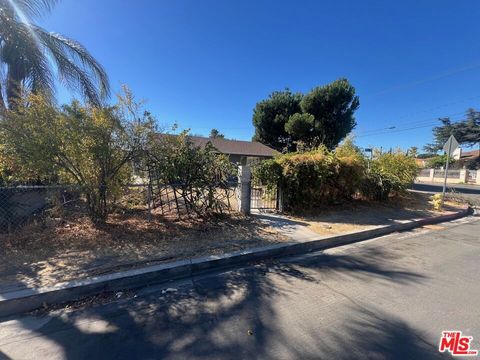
[0,216,479,360]
[411,182,480,205]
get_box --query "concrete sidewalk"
[251,211,320,241]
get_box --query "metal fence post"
[238,165,251,215]
[146,185,152,221]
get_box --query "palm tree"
[0,0,110,110]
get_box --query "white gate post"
[277,185,284,213]
[237,165,251,215]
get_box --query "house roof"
[460,149,480,159]
[190,136,277,157]
[158,134,278,157]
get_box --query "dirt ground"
[290,192,464,236]
[0,211,285,291]
[0,192,466,292]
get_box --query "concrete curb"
[0,206,472,318]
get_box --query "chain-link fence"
[0,185,82,233]
[0,181,241,233]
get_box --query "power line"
[356,98,480,136]
[356,117,465,138]
[356,112,463,136]
[356,94,480,138]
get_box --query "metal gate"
[467,169,477,183]
[250,181,278,211]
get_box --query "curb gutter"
[0,206,472,318]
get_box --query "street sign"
[443,135,459,156]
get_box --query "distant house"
[457,149,480,161]
[415,158,432,168]
[456,149,480,169]
[416,148,480,169]
[187,136,278,165]
[157,134,278,165]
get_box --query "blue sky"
[39,0,480,152]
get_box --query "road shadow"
[316,305,447,360]
[0,350,12,360]
[1,247,431,359]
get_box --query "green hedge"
[253,144,417,212]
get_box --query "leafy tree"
[424,117,460,153]
[252,89,302,151]
[300,78,360,149]
[252,79,359,152]
[146,131,236,216]
[416,153,435,159]
[0,0,109,110]
[459,108,480,148]
[0,88,153,222]
[407,146,418,157]
[209,128,225,138]
[285,113,314,140]
[426,154,455,169]
[425,109,480,153]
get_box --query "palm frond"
[1,20,54,103]
[34,25,110,105]
[0,2,109,108]
[0,0,59,19]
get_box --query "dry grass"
[0,209,285,290]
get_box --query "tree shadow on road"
[310,305,447,360]
[1,247,435,359]
[0,350,12,360]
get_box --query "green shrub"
[252,143,418,212]
[373,153,418,190]
[253,146,365,212]
[1,89,154,222]
[251,159,282,188]
[362,153,418,201]
[361,169,395,201]
[426,154,454,169]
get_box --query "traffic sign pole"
[440,135,459,208]
[441,138,452,206]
